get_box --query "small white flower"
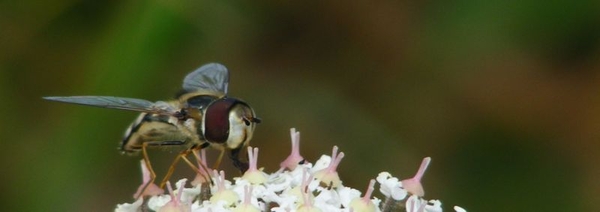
[454,205,467,212]
[425,199,443,212]
[337,186,361,208]
[114,197,143,212]
[148,195,172,211]
[114,129,466,212]
[264,170,294,193]
[311,155,331,172]
[405,195,426,212]
[314,187,341,207]
[376,172,407,201]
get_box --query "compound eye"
[204,98,237,143]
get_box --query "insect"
[44,63,261,194]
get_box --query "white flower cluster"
[115,129,466,212]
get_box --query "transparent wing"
[43,96,179,115]
[182,63,229,94]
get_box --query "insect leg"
[157,147,212,188]
[213,148,225,170]
[135,140,187,191]
[159,150,187,189]
[180,152,202,175]
[158,149,212,189]
[135,141,157,199]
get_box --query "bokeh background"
[2,1,600,211]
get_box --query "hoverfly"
[44,63,261,193]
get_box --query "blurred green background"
[2,0,600,211]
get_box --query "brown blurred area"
[1,0,599,211]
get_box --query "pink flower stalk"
[232,185,260,212]
[158,180,191,212]
[402,157,431,197]
[313,146,345,188]
[297,169,320,212]
[191,149,212,186]
[279,128,305,171]
[349,179,377,212]
[210,170,239,206]
[242,147,267,184]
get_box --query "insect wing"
[182,63,229,94]
[43,96,178,116]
